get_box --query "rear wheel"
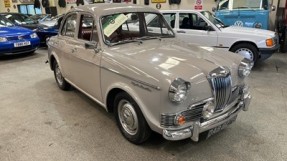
[114,92,151,144]
[53,60,70,90]
[230,43,258,63]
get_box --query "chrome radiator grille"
[208,67,232,112]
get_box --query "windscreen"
[218,0,269,10]
[0,16,14,27]
[101,12,174,46]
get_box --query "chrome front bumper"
[163,92,251,141]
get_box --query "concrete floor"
[0,49,286,161]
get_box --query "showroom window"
[18,4,42,15]
[78,14,98,42]
[61,14,77,38]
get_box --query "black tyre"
[114,92,151,144]
[53,60,70,90]
[230,43,259,63]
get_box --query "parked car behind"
[0,12,57,45]
[47,4,252,144]
[0,16,40,56]
[30,14,51,23]
[158,10,279,63]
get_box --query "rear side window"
[61,14,77,38]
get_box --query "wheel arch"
[229,41,259,52]
[104,83,160,133]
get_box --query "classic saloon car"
[47,4,252,144]
[160,10,279,63]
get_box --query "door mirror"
[205,26,213,31]
[212,7,217,12]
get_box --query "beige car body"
[47,4,251,142]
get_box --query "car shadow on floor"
[0,48,47,62]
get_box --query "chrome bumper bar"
[163,92,251,141]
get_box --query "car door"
[67,13,102,101]
[173,12,218,47]
[57,13,78,81]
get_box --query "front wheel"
[230,43,259,63]
[114,92,151,144]
[53,60,70,90]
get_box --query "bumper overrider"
[162,90,251,141]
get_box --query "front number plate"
[14,41,31,47]
[207,116,237,139]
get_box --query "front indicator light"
[266,38,274,47]
[174,115,186,126]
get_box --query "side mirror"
[212,7,217,12]
[271,5,276,11]
[206,26,213,31]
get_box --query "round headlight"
[238,58,253,78]
[202,100,215,119]
[254,23,262,29]
[168,78,191,103]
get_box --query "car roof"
[160,10,207,13]
[73,3,159,16]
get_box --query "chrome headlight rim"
[168,78,191,103]
[254,22,262,29]
[0,37,8,42]
[238,58,253,78]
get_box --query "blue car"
[0,16,40,55]
[0,12,57,45]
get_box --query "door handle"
[177,30,186,33]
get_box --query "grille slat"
[209,67,232,112]
[212,76,232,111]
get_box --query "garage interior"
[1,0,287,161]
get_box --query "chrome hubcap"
[55,64,64,85]
[118,100,138,135]
[235,48,254,61]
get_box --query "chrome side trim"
[65,78,106,109]
[101,66,161,91]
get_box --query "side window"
[145,13,170,35]
[163,13,176,28]
[78,14,98,42]
[147,16,160,27]
[179,13,208,31]
[179,13,190,29]
[61,14,77,38]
